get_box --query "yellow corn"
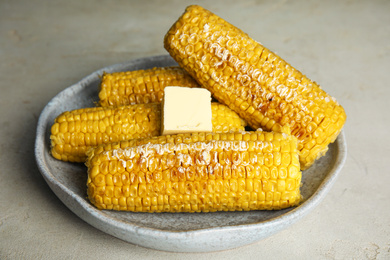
[99,66,200,107]
[211,101,247,133]
[50,103,246,162]
[164,5,346,170]
[86,131,301,212]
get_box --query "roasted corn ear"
[50,103,246,162]
[86,131,301,212]
[99,66,200,107]
[164,5,346,169]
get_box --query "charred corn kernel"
[86,131,301,212]
[99,66,200,107]
[50,103,246,162]
[164,5,346,170]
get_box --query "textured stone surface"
[1,0,390,258]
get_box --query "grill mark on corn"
[199,24,298,122]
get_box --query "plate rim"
[34,54,347,251]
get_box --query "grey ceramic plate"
[35,55,347,253]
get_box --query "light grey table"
[1,0,389,259]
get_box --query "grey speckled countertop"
[1,0,389,259]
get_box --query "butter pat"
[161,86,212,135]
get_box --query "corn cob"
[86,131,301,212]
[99,66,200,107]
[50,103,247,162]
[164,5,346,170]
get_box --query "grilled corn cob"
[164,5,346,170]
[50,103,246,162]
[99,66,200,107]
[86,131,301,212]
